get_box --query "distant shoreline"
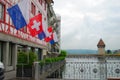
[66,49,97,54]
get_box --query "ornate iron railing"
[62,56,120,80]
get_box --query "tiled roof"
[46,0,54,4]
[97,39,105,47]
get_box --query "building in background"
[0,0,60,79]
[97,39,106,55]
[46,0,61,57]
[55,15,61,53]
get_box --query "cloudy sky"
[53,0,120,50]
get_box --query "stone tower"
[97,39,105,54]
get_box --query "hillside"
[66,49,97,54]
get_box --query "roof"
[46,0,54,4]
[97,39,105,47]
[67,54,120,57]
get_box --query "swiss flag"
[28,14,43,36]
[44,27,53,42]
[45,34,53,42]
[49,32,58,45]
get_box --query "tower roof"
[97,39,105,47]
[46,0,54,4]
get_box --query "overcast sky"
[53,0,120,50]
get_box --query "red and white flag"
[49,32,58,44]
[28,14,43,36]
[44,26,53,42]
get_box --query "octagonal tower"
[97,39,106,54]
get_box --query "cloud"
[54,0,120,50]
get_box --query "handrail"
[39,60,65,79]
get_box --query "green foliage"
[59,50,67,57]
[39,60,45,66]
[45,58,52,64]
[17,51,28,64]
[39,56,66,66]
[43,50,67,64]
[28,51,38,65]
[106,50,112,54]
[17,51,38,66]
[113,50,120,54]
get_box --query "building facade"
[55,15,61,53]
[46,1,61,57]
[0,0,59,79]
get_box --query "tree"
[59,50,67,57]
[106,50,112,54]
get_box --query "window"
[38,11,41,14]
[8,43,13,66]
[44,1,46,10]
[0,3,5,21]
[31,2,36,15]
[42,0,46,10]
[0,42,3,62]
[39,0,42,5]
[38,48,42,60]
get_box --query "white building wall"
[98,48,105,54]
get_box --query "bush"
[28,51,38,65]
[59,50,67,57]
[45,58,52,64]
[39,60,45,66]
[17,51,28,64]
[39,56,66,65]
[38,50,67,66]
[17,51,38,66]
